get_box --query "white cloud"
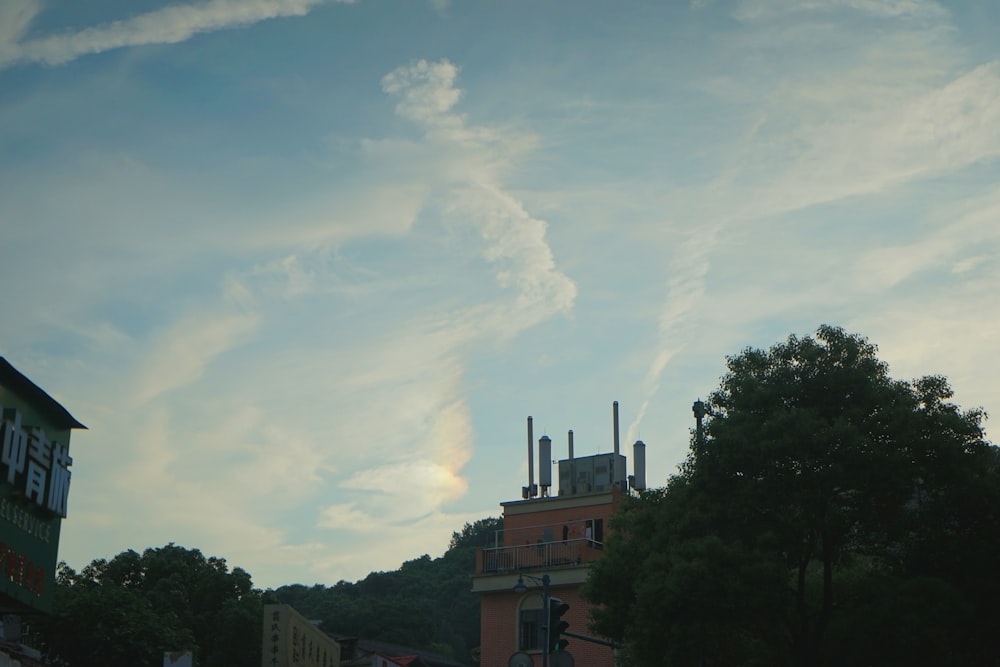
[233,59,577,572]
[254,255,317,297]
[62,355,342,580]
[854,238,951,290]
[624,217,723,442]
[241,184,428,251]
[0,0,40,64]
[952,255,989,274]
[9,0,998,593]
[340,460,468,518]
[334,398,474,518]
[380,59,577,329]
[873,62,1000,177]
[734,0,947,22]
[375,59,536,185]
[132,309,260,404]
[382,59,464,127]
[0,0,348,69]
[448,184,577,325]
[623,4,999,447]
[317,502,379,531]
[702,57,1000,223]
[854,185,1000,290]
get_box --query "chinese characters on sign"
[0,543,45,595]
[270,609,281,667]
[0,359,83,615]
[1,407,72,518]
[262,604,340,667]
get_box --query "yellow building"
[263,604,341,667]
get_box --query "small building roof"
[333,635,466,667]
[0,357,86,430]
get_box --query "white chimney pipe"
[539,435,552,494]
[527,416,535,497]
[633,440,647,490]
[613,401,620,457]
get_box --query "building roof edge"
[0,357,86,430]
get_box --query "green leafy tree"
[449,517,503,551]
[585,326,997,667]
[34,544,269,667]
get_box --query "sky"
[1,0,998,590]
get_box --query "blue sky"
[1,0,998,589]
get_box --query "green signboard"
[0,483,62,612]
[0,359,84,614]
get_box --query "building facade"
[0,358,85,666]
[262,604,342,667]
[472,405,647,667]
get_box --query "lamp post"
[513,573,551,667]
[693,398,706,444]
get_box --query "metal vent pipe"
[613,401,620,457]
[527,416,535,496]
[539,435,552,492]
[633,440,647,490]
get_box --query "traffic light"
[547,597,570,653]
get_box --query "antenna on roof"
[523,416,537,499]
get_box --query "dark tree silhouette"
[34,544,270,667]
[585,326,998,667]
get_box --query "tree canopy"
[29,517,498,667]
[275,516,500,665]
[584,325,999,667]
[33,544,269,667]
[32,518,502,667]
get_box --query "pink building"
[472,405,647,667]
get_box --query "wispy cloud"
[734,0,948,22]
[0,0,39,65]
[854,185,1000,290]
[58,57,577,583]
[675,3,1000,244]
[335,397,474,521]
[755,62,1000,214]
[626,224,719,444]
[698,57,1000,226]
[0,0,346,69]
[381,59,577,327]
[132,309,260,404]
[382,59,465,128]
[627,0,998,441]
[275,59,577,568]
[448,184,577,329]
[14,0,998,591]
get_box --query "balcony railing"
[480,537,602,573]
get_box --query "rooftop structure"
[473,402,647,667]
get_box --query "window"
[519,607,543,651]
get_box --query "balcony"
[478,537,602,574]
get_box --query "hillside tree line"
[31,518,499,666]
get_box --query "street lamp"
[693,398,707,444]
[513,573,551,667]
